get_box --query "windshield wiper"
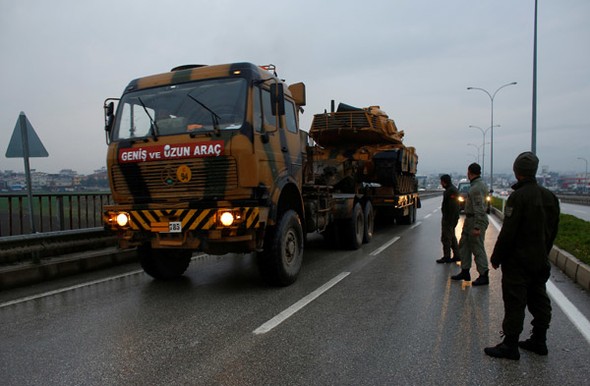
[137,97,160,140]
[187,94,221,137]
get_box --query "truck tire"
[343,202,364,250]
[363,201,374,244]
[397,203,416,225]
[139,245,192,280]
[257,210,304,286]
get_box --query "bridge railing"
[0,192,113,237]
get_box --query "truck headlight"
[219,211,235,226]
[116,212,130,227]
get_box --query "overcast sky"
[1,0,588,178]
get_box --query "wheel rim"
[284,229,298,265]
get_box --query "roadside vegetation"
[554,214,590,266]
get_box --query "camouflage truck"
[102,63,418,286]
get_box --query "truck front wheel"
[257,210,304,286]
[139,245,192,280]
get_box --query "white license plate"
[168,221,182,233]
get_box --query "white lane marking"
[0,269,144,308]
[489,216,590,345]
[410,221,422,230]
[424,214,432,219]
[253,272,350,335]
[370,236,401,256]
[546,280,590,344]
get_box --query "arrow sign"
[6,112,49,158]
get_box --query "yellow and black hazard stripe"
[126,207,263,232]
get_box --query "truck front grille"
[111,157,238,202]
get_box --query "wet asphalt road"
[1,196,589,385]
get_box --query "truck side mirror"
[104,101,115,132]
[270,83,285,116]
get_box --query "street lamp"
[467,143,481,164]
[467,82,517,193]
[469,125,499,185]
[578,157,588,195]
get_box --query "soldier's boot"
[519,327,548,355]
[450,255,460,263]
[472,270,489,286]
[484,334,520,360]
[451,269,471,281]
[436,256,452,264]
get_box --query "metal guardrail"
[0,192,112,237]
[557,194,590,206]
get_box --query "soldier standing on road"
[451,163,490,285]
[484,152,560,360]
[436,174,460,263]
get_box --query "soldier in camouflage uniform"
[436,174,460,263]
[484,152,560,360]
[451,163,490,285]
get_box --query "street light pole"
[467,143,480,164]
[469,125,499,186]
[532,0,538,154]
[467,82,517,193]
[578,157,588,195]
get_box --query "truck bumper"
[104,205,269,254]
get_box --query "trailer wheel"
[363,201,374,244]
[257,210,304,286]
[397,203,416,225]
[343,202,364,250]
[138,245,192,280]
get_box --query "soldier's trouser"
[458,227,488,274]
[501,266,552,337]
[441,220,458,258]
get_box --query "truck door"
[253,86,303,188]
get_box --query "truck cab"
[103,63,307,285]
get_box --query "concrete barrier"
[0,228,117,264]
[0,247,138,290]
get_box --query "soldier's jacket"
[442,184,460,224]
[464,176,489,231]
[491,177,560,271]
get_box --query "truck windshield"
[112,78,247,140]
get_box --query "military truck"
[102,63,419,286]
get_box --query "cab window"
[285,100,298,133]
[261,89,276,128]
